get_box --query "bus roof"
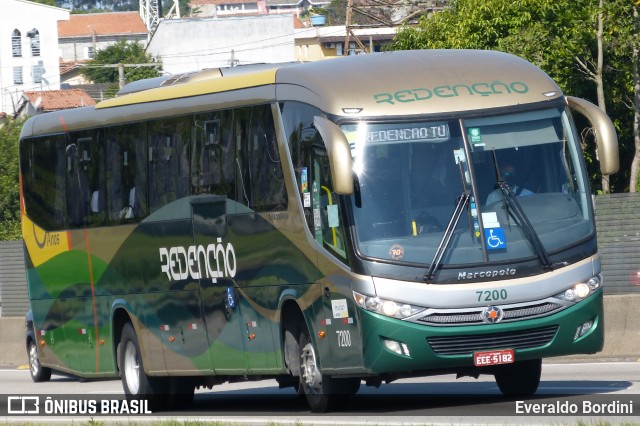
[274,49,563,117]
[21,50,564,138]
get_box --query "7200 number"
[476,289,508,302]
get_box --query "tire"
[119,323,168,411]
[298,329,360,412]
[494,358,542,396]
[27,339,51,383]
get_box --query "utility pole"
[94,63,162,89]
[344,0,448,54]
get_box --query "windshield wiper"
[497,182,552,269]
[424,191,470,281]
[491,152,552,270]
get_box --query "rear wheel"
[27,339,51,383]
[298,329,360,412]
[494,358,542,396]
[120,323,168,411]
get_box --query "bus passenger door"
[191,196,247,373]
[312,150,363,371]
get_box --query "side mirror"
[313,116,354,195]
[566,96,619,175]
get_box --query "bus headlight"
[353,291,425,319]
[556,274,601,302]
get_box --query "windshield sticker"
[301,167,309,193]
[303,192,311,208]
[327,204,339,228]
[389,244,405,260]
[453,149,466,164]
[331,299,349,318]
[373,81,529,105]
[471,201,480,237]
[485,228,506,250]
[469,128,484,146]
[482,212,500,228]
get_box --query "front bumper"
[360,290,604,374]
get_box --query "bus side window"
[105,123,146,223]
[21,135,67,230]
[248,105,287,212]
[234,108,253,208]
[67,132,102,227]
[280,101,324,234]
[148,117,190,213]
[313,151,347,262]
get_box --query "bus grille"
[427,325,559,356]
[417,302,564,325]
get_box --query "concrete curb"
[1,294,638,368]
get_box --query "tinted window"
[21,135,67,230]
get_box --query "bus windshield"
[343,107,593,267]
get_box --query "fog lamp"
[574,319,594,340]
[382,338,410,356]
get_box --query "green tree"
[390,0,594,96]
[0,118,25,240]
[389,0,638,193]
[80,40,162,95]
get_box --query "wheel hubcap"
[123,341,140,395]
[300,342,321,394]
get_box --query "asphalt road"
[0,360,638,424]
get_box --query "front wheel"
[27,339,51,383]
[119,323,168,411]
[298,330,360,412]
[494,358,542,396]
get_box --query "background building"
[0,0,69,116]
[57,11,148,86]
[146,14,296,74]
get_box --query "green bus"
[20,50,619,412]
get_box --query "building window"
[12,29,21,57]
[13,67,23,85]
[85,46,94,60]
[33,65,44,84]
[348,41,356,56]
[29,29,40,57]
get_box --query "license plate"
[473,349,514,366]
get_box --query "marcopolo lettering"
[458,269,516,280]
[373,81,530,105]
[159,238,236,282]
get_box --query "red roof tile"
[23,90,96,111]
[58,12,147,37]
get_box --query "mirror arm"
[566,96,619,175]
[313,116,354,195]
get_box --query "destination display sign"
[366,122,450,144]
[343,122,450,146]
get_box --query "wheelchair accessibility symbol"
[485,228,506,250]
